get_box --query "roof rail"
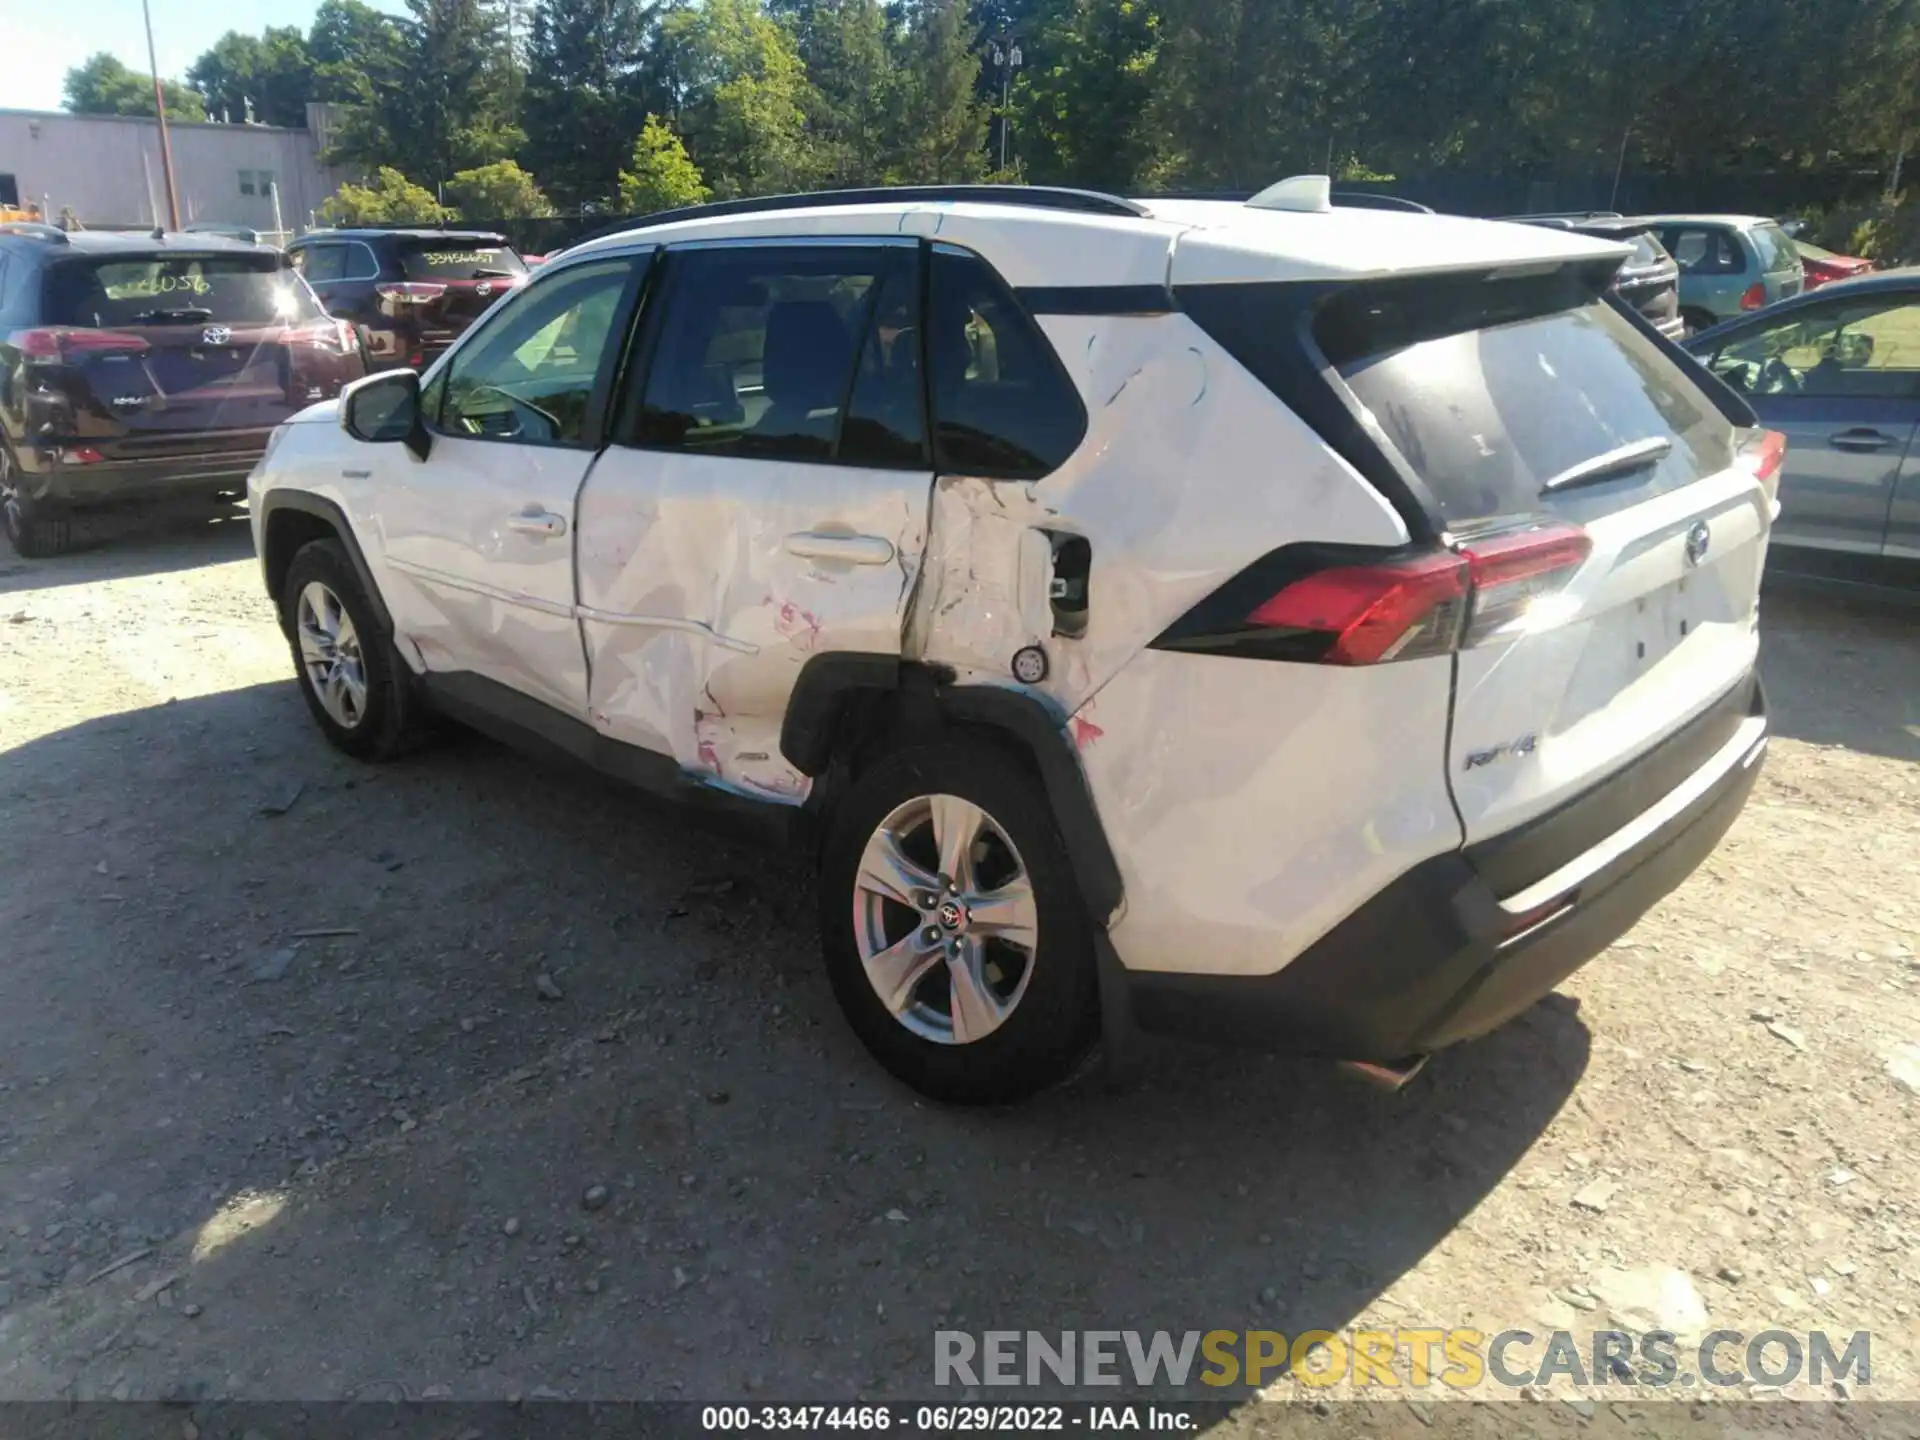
[1500,210,1626,222]
[0,221,69,243]
[584,184,1150,243]
[1330,191,1436,214]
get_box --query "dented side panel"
[576,447,931,800]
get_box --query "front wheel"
[818,739,1099,1104]
[281,538,423,761]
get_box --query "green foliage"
[187,27,316,128]
[317,167,456,226]
[63,53,207,122]
[617,115,712,213]
[446,160,556,218]
[522,0,666,209]
[664,0,822,197]
[889,0,990,183]
[790,0,900,187]
[1015,0,1158,190]
[307,0,406,104]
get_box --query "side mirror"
[340,370,431,461]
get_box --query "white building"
[0,104,351,239]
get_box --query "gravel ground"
[0,514,1915,1412]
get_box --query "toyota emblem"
[201,325,232,346]
[476,282,493,298]
[1684,519,1711,568]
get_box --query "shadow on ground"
[0,505,254,598]
[0,681,1590,1401]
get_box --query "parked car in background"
[523,252,551,268]
[1794,238,1873,291]
[0,224,365,557]
[286,229,527,371]
[1506,213,1685,339]
[1688,268,1920,593]
[251,181,1772,1103]
[185,222,263,245]
[1644,215,1805,331]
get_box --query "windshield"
[45,254,319,327]
[1752,223,1801,274]
[398,242,525,281]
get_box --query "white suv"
[250,181,1778,1104]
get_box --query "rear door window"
[398,241,525,282]
[1750,223,1800,275]
[1334,297,1734,530]
[296,245,345,283]
[1663,227,1742,276]
[45,254,320,327]
[928,244,1086,477]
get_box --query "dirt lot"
[0,514,1916,1412]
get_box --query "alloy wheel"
[296,581,369,729]
[851,793,1039,1044]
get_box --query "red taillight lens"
[1248,552,1468,665]
[1244,523,1591,665]
[290,318,359,352]
[1739,283,1767,311]
[1739,427,1787,509]
[61,445,105,464]
[11,327,149,359]
[376,282,447,305]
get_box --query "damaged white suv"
[251,180,1777,1104]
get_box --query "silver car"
[1648,214,1805,332]
[1688,269,1920,592]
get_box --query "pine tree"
[523,0,665,209]
[663,0,823,197]
[889,0,990,183]
[791,0,899,187]
[617,115,712,212]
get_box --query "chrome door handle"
[784,531,895,565]
[507,509,568,538]
[1830,428,1894,452]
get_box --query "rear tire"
[281,538,424,761]
[1,449,73,559]
[818,738,1099,1105]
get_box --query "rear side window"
[295,245,345,283]
[398,242,525,282]
[45,254,320,326]
[1750,223,1800,275]
[1663,227,1742,276]
[928,244,1086,477]
[1334,297,1734,529]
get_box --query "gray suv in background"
[1647,214,1805,332]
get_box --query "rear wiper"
[131,307,215,324]
[1540,436,1673,495]
[471,268,519,279]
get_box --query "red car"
[1795,239,1873,291]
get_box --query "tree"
[63,53,208,121]
[663,0,822,197]
[317,166,454,225]
[889,0,990,183]
[446,159,556,217]
[1014,0,1158,189]
[188,27,317,128]
[330,0,523,189]
[308,0,406,104]
[790,0,900,187]
[522,0,665,209]
[616,115,712,212]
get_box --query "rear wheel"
[1,449,74,559]
[281,538,424,761]
[819,739,1098,1104]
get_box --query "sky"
[4,0,410,112]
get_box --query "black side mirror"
[340,370,431,461]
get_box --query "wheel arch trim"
[257,490,392,636]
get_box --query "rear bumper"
[1126,675,1768,1061]
[14,442,266,506]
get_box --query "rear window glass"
[46,255,319,327]
[399,243,525,281]
[1337,299,1733,529]
[1751,224,1800,274]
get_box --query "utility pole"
[142,0,181,231]
[987,36,1024,174]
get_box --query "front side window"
[635,245,892,461]
[1706,298,1920,400]
[436,257,636,447]
[45,254,320,326]
[927,244,1086,478]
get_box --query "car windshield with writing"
[45,253,319,328]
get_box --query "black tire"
[281,538,424,761]
[818,738,1099,1105]
[1681,308,1719,337]
[1,449,74,559]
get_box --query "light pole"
[142,0,181,231]
[987,36,1023,174]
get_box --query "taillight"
[376,282,447,305]
[10,327,150,359]
[1739,427,1787,509]
[1206,522,1591,666]
[1739,283,1767,311]
[291,318,359,352]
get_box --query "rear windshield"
[1751,223,1800,274]
[46,254,319,327]
[398,242,524,281]
[1336,299,1734,529]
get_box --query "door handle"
[341,468,372,480]
[784,531,895,565]
[507,509,568,538]
[1829,428,1894,452]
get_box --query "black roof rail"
[1500,210,1627,222]
[581,184,1150,244]
[0,221,69,243]
[1330,191,1435,214]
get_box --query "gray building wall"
[0,107,350,237]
